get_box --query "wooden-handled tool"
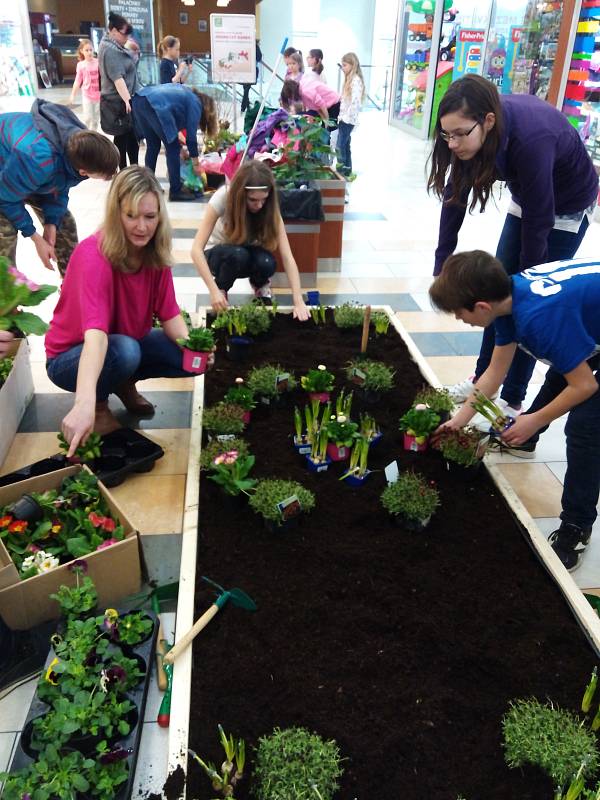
[360,305,372,353]
[151,593,169,691]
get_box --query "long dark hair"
[427,75,503,213]
[108,11,132,35]
[224,162,280,252]
[309,48,324,75]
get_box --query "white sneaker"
[252,278,272,300]
[447,376,498,403]
[495,398,522,417]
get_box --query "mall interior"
[2,0,600,797]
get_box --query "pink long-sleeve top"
[45,233,180,358]
[73,58,101,102]
[298,75,340,113]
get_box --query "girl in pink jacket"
[70,39,101,131]
[287,53,340,122]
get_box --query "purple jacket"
[434,94,599,275]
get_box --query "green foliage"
[272,116,333,185]
[301,365,335,393]
[202,402,246,435]
[346,359,395,392]
[50,571,98,617]
[224,383,256,410]
[310,303,327,325]
[247,363,297,399]
[253,726,344,800]
[340,435,370,480]
[208,450,257,496]
[188,724,246,799]
[200,437,250,470]
[371,310,390,335]
[432,427,484,467]
[204,121,241,153]
[471,389,511,432]
[380,471,440,522]
[58,431,102,462]
[239,300,273,336]
[0,256,57,336]
[249,479,315,525]
[326,415,359,447]
[399,406,440,438]
[113,610,153,646]
[333,302,364,329]
[177,326,215,351]
[413,386,455,413]
[0,745,95,800]
[502,698,599,787]
[0,355,13,386]
[212,307,248,337]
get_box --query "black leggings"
[114,130,139,170]
[206,244,276,292]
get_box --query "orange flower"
[8,520,28,534]
[50,521,62,534]
[0,515,13,528]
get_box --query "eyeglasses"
[439,121,479,142]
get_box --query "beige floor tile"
[173,249,193,263]
[341,240,376,252]
[108,474,186,534]
[341,263,394,278]
[141,430,191,475]
[371,239,433,251]
[397,311,472,333]
[496,463,563,518]
[353,276,434,293]
[136,377,195,392]
[171,218,201,229]
[424,356,476,385]
[1,432,61,475]
[315,276,357,292]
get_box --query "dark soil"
[185,311,598,800]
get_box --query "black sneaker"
[487,438,536,459]
[548,522,592,571]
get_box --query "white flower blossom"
[317,364,326,371]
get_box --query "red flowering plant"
[0,256,58,336]
[432,427,488,467]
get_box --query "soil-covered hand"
[61,400,96,457]
[211,289,229,313]
[501,413,540,446]
[293,299,310,322]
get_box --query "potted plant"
[309,303,327,326]
[292,406,312,455]
[200,436,249,470]
[212,308,253,361]
[58,431,102,464]
[380,471,440,531]
[471,389,515,434]
[224,377,256,424]
[371,310,390,336]
[413,386,455,424]
[346,359,395,404]
[177,326,215,374]
[432,427,488,475]
[248,478,315,531]
[325,414,358,462]
[202,402,246,440]
[246,363,296,407]
[188,725,246,800]
[339,435,371,486]
[398,404,440,452]
[301,363,335,403]
[238,299,273,336]
[306,422,331,473]
[0,745,97,800]
[208,449,257,497]
[334,302,364,330]
[359,412,382,446]
[0,256,57,336]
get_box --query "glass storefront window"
[392,0,436,131]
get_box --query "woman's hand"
[210,288,229,313]
[0,330,15,357]
[61,399,96,458]
[292,298,310,321]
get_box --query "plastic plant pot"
[293,435,311,455]
[445,459,482,478]
[182,348,210,374]
[8,494,43,524]
[263,515,300,534]
[308,391,330,404]
[326,442,350,462]
[489,416,516,436]
[403,433,428,453]
[342,469,372,487]
[28,455,68,476]
[242,410,251,424]
[369,432,383,447]
[306,290,320,305]
[305,455,332,473]
[225,336,253,362]
[357,388,381,406]
[93,456,126,473]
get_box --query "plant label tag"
[476,435,490,459]
[261,396,271,406]
[277,494,302,520]
[350,367,366,386]
[385,460,399,485]
[317,464,328,472]
[216,434,236,442]
[191,356,203,369]
[276,373,289,393]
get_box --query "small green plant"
[239,300,272,336]
[202,402,246,436]
[50,564,98,617]
[583,668,599,713]
[208,449,257,496]
[335,389,353,419]
[0,745,95,800]
[249,479,315,526]
[413,386,455,414]
[0,256,58,336]
[432,427,485,467]
[212,307,248,337]
[359,412,381,442]
[201,437,250,470]
[58,431,102,462]
[371,310,390,335]
[253,726,343,800]
[399,404,440,440]
[309,422,329,464]
[272,115,334,184]
[334,302,364,329]
[346,359,395,392]
[471,389,511,432]
[177,326,215,351]
[0,356,13,386]
[340,435,370,480]
[310,303,327,325]
[224,378,256,410]
[301,364,335,393]
[502,698,599,788]
[109,610,153,646]
[247,363,296,399]
[188,725,245,799]
[326,415,358,447]
[380,471,440,522]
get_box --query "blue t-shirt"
[495,259,600,374]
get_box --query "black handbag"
[100,94,133,136]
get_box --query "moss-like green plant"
[200,437,250,470]
[246,364,297,399]
[370,310,390,335]
[346,359,394,392]
[253,726,343,800]
[432,427,484,467]
[248,480,315,525]
[502,698,599,787]
[0,356,14,386]
[413,386,455,414]
[239,300,272,336]
[333,302,364,329]
[202,403,246,436]
[380,471,440,522]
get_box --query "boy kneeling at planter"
[430,250,600,572]
[45,167,214,456]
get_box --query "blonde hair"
[223,162,280,252]
[158,35,179,58]
[341,52,365,101]
[101,166,173,272]
[76,38,93,61]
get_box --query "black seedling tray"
[9,611,158,800]
[0,428,164,489]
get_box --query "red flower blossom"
[8,520,28,534]
[102,516,116,533]
[0,515,13,528]
[88,511,104,528]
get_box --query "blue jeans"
[47,329,194,402]
[336,121,354,176]
[132,95,183,195]
[474,213,590,406]
[524,354,600,530]
[205,245,276,292]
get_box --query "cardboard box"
[0,339,34,468]
[0,466,142,630]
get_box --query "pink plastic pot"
[326,443,350,462]
[403,433,428,453]
[308,392,330,404]
[182,348,210,374]
[242,411,251,424]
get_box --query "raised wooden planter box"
[0,339,34,469]
[274,222,321,274]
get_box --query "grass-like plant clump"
[246,364,297,399]
[380,471,440,522]
[252,726,343,800]
[333,302,364,329]
[248,480,315,525]
[502,698,599,787]
[413,386,455,414]
[346,360,395,392]
[202,403,246,436]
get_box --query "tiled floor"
[2,87,600,794]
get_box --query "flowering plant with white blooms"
[301,364,335,393]
[325,414,359,447]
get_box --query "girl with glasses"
[428,75,598,416]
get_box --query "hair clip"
[244,185,269,190]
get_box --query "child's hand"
[181,146,190,160]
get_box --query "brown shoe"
[94,401,122,435]
[115,380,155,415]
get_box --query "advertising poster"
[452,28,485,82]
[502,26,524,94]
[0,0,36,105]
[210,14,256,84]
[104,0,155,54]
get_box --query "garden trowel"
[163,576,257,665]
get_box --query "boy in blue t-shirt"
[429,250,600,571]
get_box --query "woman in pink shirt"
[70,39,101,131]
[287,52,340,122]
[46,166,207,455]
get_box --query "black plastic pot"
[445,459,482,479]
[29,455,68,476]
[8,494,43,523]
[225,335,254,362]
[356,388,382,406]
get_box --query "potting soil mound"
[186,311,597,800]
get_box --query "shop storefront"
[389,0,572,137]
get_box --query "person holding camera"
[158,36,192,84]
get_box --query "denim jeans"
[336,121,354,176]
[474,213,590,406]
[523,354,600,530]
[46,329,194,402]
[132,95,182,194]
[205,245,276,292]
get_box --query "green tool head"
[202,576,257,611]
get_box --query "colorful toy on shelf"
[409,22,433,41]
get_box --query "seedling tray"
[8,610,158,800]
[0,429,164,489]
